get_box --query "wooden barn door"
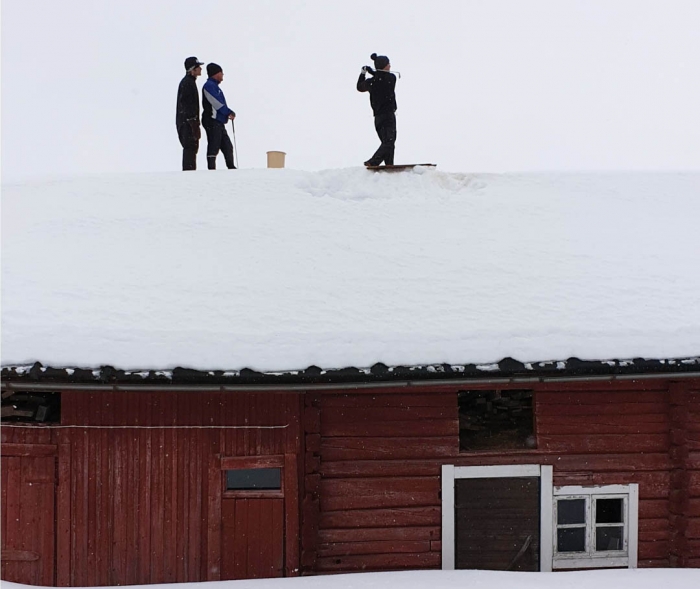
[455,477,539,570]
[1,446,57,586]
[442,464,553,572]
[220,455,298,580]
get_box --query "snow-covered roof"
[2,168,699,374]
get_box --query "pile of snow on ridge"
[2,167,700,371]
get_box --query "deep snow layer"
[4,569,700,589]
[2,168,699,371]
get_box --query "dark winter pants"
[204,121,235,170]
[366,112,396,166]
[178,122,199,171]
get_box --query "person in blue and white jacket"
[202,63,236,170]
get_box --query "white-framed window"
[553,484,638,569]
[441,466,640,572]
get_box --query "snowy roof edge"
[2,356,699,387]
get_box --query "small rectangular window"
[594,497,625,552]
[556,497,588,553]
[226,468,281,491]
[458,389,535,451]
[1,391,61,423]
[553,486,637,569]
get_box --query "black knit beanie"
[371,53,390,70]
[207,62,223,77]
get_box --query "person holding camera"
[357,53,397,166]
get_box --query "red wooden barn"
[3,171,700,584]
[2,359,699,585]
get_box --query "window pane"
[557,499,586,525]
[596,526,624,551]
[596,498,623,524]
[226,468,281,490]
[557,527,586,553]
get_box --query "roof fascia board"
[2,371,700,393]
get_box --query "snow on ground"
[4,569,700,589]
[2,168,699,371]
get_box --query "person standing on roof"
[176,56,204,171]
[202,63,236,170]
[357,53,397,167]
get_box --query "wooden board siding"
[534,386,673,567]
[670,382,700,567]
[2,376,699,584]
[313,380,700,573]
[221,497,285,579]
[1,391,302,586]
[315,392,457,573]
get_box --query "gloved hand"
[189,119,201,140]
[361,65,374,75]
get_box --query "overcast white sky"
[2,0,700,179]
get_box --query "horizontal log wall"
[314,392,458,573]
[689,382,700,567]
[669,382,700,567]
[312,379,700,574]
[535,381,671,567]
[2,376,699,584]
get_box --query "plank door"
[1,454,56,585]
[221,497,284,579]
[220,455,298,580]
[455,476,540,571]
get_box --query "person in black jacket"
[176,56,204,171]
[357,53,397,166]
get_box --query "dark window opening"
[595,526,623,551]
[595,497,625,552]
[458,389,535,451]
[556,498,588,553]
[557,527,586,553]
[596,498,623,524]
[1,391,61,423]
[226,468,281,491]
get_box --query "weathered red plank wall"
[308,379,700,574]
[2,377,699,585]
[2,391,301,586]
[669,381,700,567]
[1,431,57,586]
[689,382,700,567]
[308,391,458,573]
[534,380,671,567]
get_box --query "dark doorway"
[455,476,540,571]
